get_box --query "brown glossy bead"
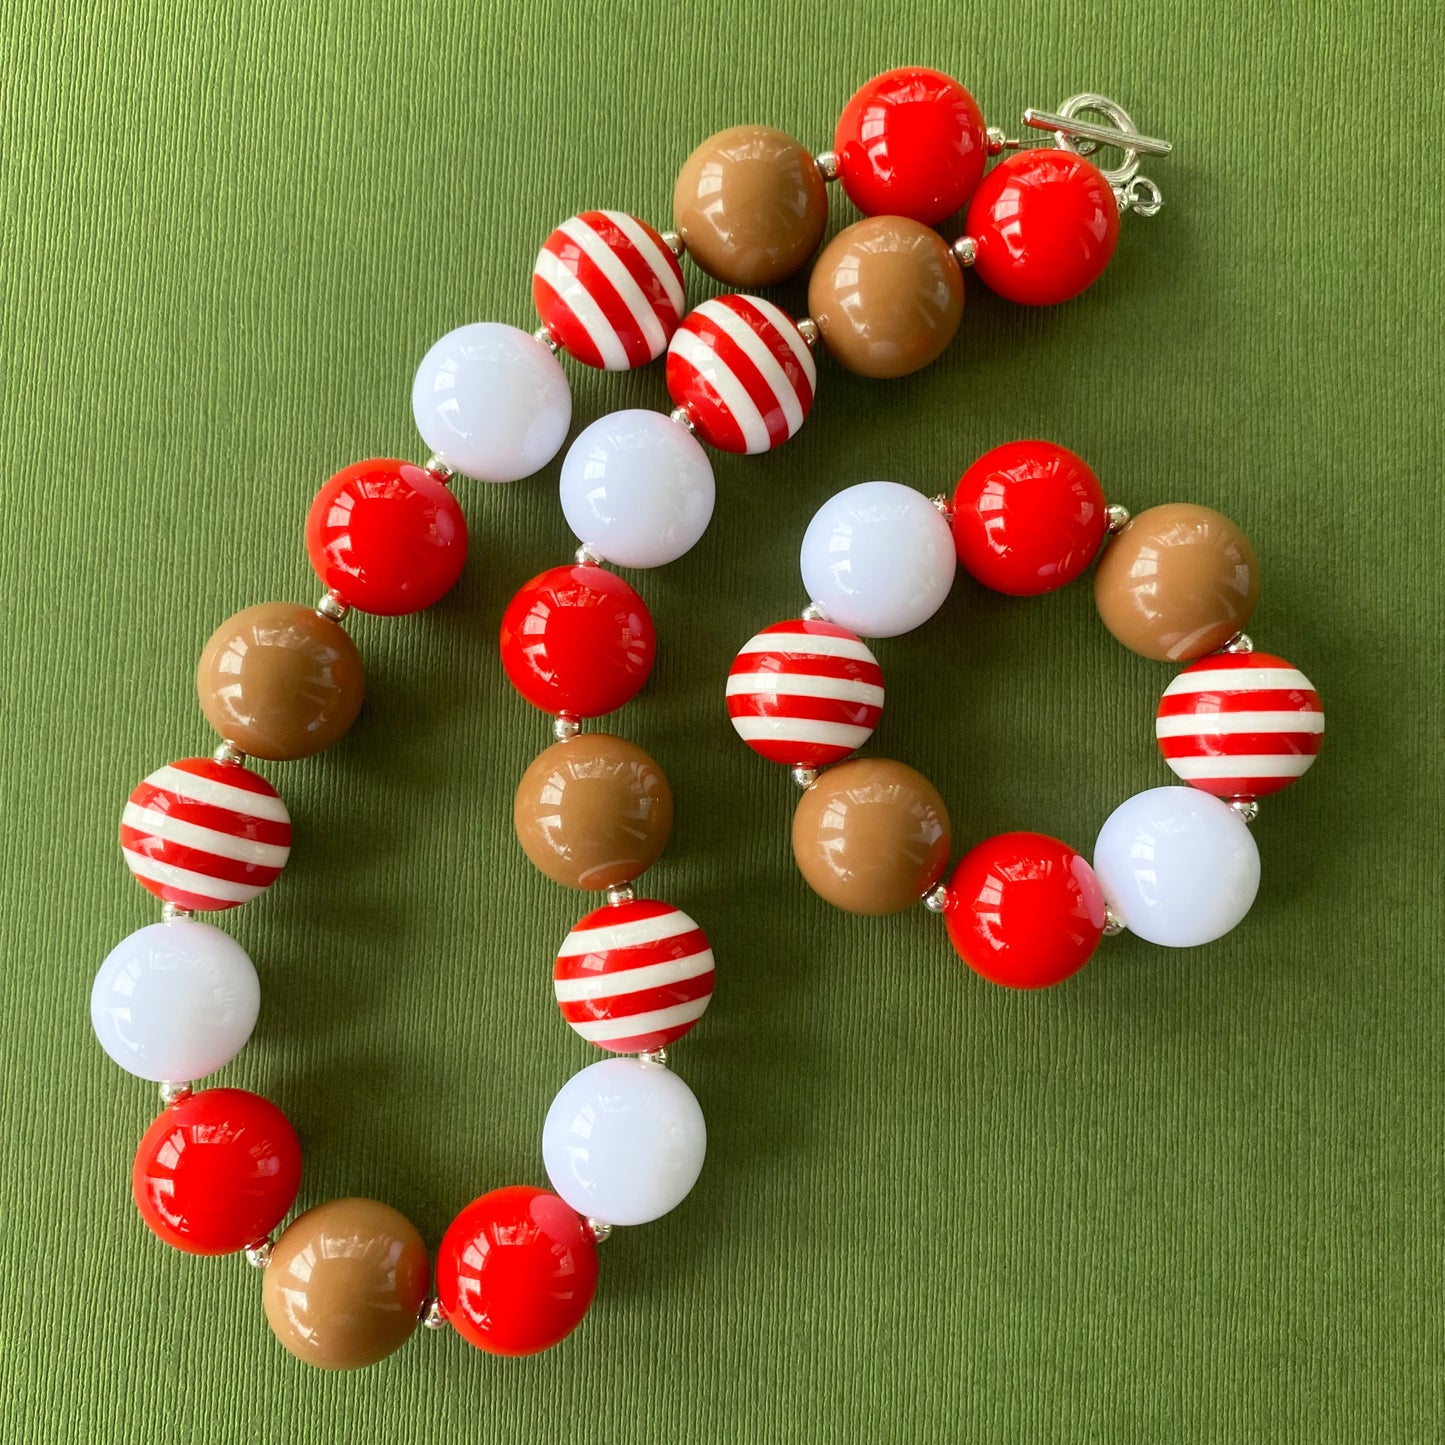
[672,124,829,287]
[806,217,964,378]
[262,1198,429,1371]
[196,602,365,759]
[792,758,951,915]
[1094,504,1261,661]
[514,734,673,890]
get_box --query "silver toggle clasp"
[1022,93,1171,216]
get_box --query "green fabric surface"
[2,1,1440,1440]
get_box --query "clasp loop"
[1022,93,1172,211]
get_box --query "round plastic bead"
[1156,651,1324,800]
[435,1186,598,1356]
[951,440,1108,596]
[411,322,571,482]
[1093,786,1260,947]
[792,758,951,915]
[542,1057,707,1226]
[514,734,673,890]
[262,1198,430,1370]
[533,210,686,370]
[120,756,291,912]
[91,919,260,1082]
[834,67,988,225]
[800,482,956,638]
[499,565,656,718]
[132,1088,302,1254]
[554,898,715,1053]
[665,294,816,455]
[726,619,884,768]
[305,458,468,615]
[559,409,715,568]
[944,832,1107,989]
[966,149,1121,306]
[197,602,364,760]
[1094,504,1260,661]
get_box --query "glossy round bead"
[950,440,1108,596]
[305,458,467,615]
[533,210,686,369]
[558,409,715,567]
[800,482,956,638]
[120,757,291,912]
[1156,651,1324,800]
[944,832,1107,989]
[435,1186,598,1356]
[132,1088,301,1254]
[411,322,571,483]
[665,295,816,455]
[807,217,965,378]
[262,1198,430,1370]
[966,149,1121,306]
[91,919,259,1082]
[1093,786,1260,947]
[514,734,673,890]
[499,565,656,718]
[792,758,951,915]
[543,1058,705,1226]
[1094,504,1260,661]
[726,619,884,767]
[834,67,988,225]
[554,899,714,1052]
[196,602,364,760]
[672,125,829,287]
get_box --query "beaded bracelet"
[89,66,1205,1373]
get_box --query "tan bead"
[806,217,965,379]
[672,125,829,287]
[196,602,365,760]
[261,1198,429,1371]
[514,734,673,890]
[1094,504,1261,661]
[792,758,951,915]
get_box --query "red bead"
[435,1186,598,1356]
[944,832,1106,989]
[499,565,656,718]
[966,150,1120,306]
[950,440,1108,596]
[132,1088,302,1255]
[305,458,468,615]
[834,67,987,226]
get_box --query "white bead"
[542,1057,706,1225]
[411,322,571,482]
[1092,786,1260,947]
[799,481,956,638]
[558,409,715,567]
[90,920,260,1082]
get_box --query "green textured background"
[2,1,1440,1440]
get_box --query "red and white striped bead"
[665,295,816,454]
[726,619,884,767]
[554,900,715,1053]
[533,210,686,371]
[1156,651,1324,800]
[119,758,292,911]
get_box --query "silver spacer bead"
[161,903,193,924]
[586,1218,613,1243]
[316,590,350,622]
[423,455,454,483]
[213,741,246,767]
[533,325,562,354]
[1102,905,1126,937]
[574,541,604,567]
[951,236,978,269]
[930,493,955,522]
[800,601,829,622]
[1105,504,1131,534]
[791,764,819,789]
[814,150,841,182]
[1230,799,1260,824]
[669,405,696,434]
[986,125,1007,154]
[921,882,949,913]
[795,317,820,349]
[420,1297,449,1330]
[554,712,581,742]
[159,1080,192,1107]
[1223,632,1254,655]
[660,229,685,258]
[638,1046,669,1069]
[244,1237,273,1270]
[606,882,636,907]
